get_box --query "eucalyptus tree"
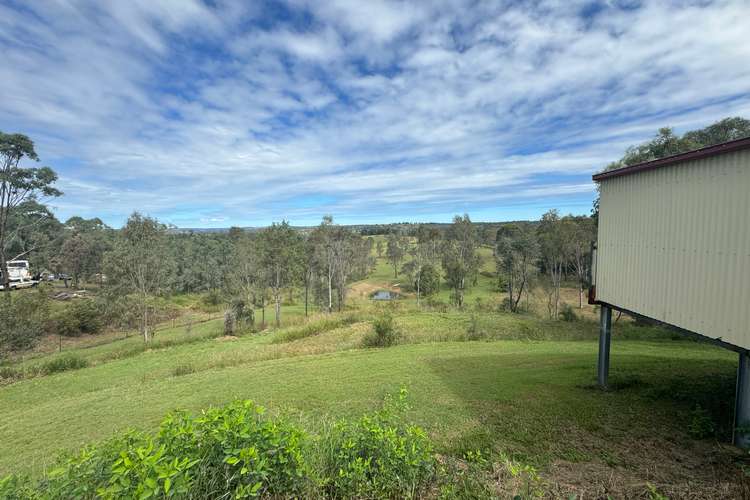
[402,239,432,307]
[309,216,372,313]
[495,224,538,312]
[255,221,304,328]
[4,200,64,271]
[59,233,94,288]
[441,214,480,308]
[300,235,317,317]
[386,232,407,278]
[0,132,61,292]
[332,230,372,311]
[565,215,596,308]
[103,213,175,342]
[311,216,337,313]
[225,232,261,327]
[59,216,113,286]
[537,210,570,319]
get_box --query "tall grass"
[271,313,363,344]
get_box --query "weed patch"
[171,363,195,377]
[362,312,399,348]
[271,313,360,344]
[41,355,89,375]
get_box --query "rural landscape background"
[1,117,750,498]
[2,0,750,498]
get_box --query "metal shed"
[590,137,750,446]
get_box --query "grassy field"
[1,253,748,497]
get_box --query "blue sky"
[1,0,749,228]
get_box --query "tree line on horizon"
[0,116,748,355]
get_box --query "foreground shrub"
[159,401,309,497]
[42,354,89,375]
[1,400,310,499]
[320,388,435,498]
[362,312,398,348]
[0,393,437,499]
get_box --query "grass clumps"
[170,363,196,377]
[271,313,360,344]
[362,312,399,348]
[41,354,89,375]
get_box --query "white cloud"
[1,0,749,226]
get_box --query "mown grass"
[0,305,736,480]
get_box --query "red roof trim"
[592,136,750,181]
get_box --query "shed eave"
[592,136,750,182]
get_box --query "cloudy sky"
[1,0,749,228]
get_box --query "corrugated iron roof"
[592,136,750,181]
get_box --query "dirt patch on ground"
[214,335,238,342]
[542,437,750,499]
[348,281,402,299]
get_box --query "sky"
[1,0,749,228]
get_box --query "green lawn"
[0,316,737,484]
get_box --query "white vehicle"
[0,260,37,290]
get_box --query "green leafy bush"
[44,432,148,499]
[688,404,716,438]
[0,395,437,499]
[200,290,223,312]
[42,354,89,375]
[418,264,441,297]
[362,312,399,348]
[0,289,50,355]
[0,473,37,499]
[159,401,310,498]
[51,300,105,337]
[320,388,435,498]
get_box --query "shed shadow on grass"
[424,350,747,497]
[425,352,737,457]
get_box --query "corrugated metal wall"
[596,148,750,349]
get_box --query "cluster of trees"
[495,212,596,318]
[103,214,374,341]
[387,215,482,309]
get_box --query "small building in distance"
[590,137,750,446]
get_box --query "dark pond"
[371,290,396,300]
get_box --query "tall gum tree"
[103,213,174,342]
[0,133,61,292]
[256,221,303,328]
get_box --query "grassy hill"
[0,255,747,497]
